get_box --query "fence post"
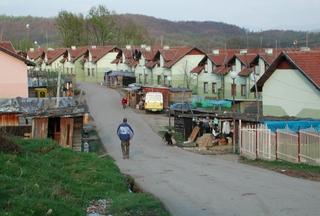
[239,120,242,155]
[297,130,301,163]
[255,124,258,159]
[275,129,278,160]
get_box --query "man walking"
[117,118,134,159]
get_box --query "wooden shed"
[0,97,88,151]
[106,71,136,88]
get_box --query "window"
[66,68,69,73]
[91,68,95,76]
[138,74,142,83]
[157,75,161,85]
[241,84,247,96]
[203,82,208,93]
[144,74,148,84]
[231,83,237,97]
[87,68,90,76]
[164,75,168,86]
[70,68,73,74]
[212,82,217,94]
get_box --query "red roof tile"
[214,66,231,75]
[0,41,16,53]
[191,65,204,74]
[27,48,46,60]
[286,51,320,88]
[207,54,232,66]
[256,51,320,90]
[238,67,253,77]
[161,47,205,68]
[146,60,159,68]
[69,47,88,63]
[234,54,258,66]
[90,46,120,63]
[46,48,67,65]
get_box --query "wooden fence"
[240,124,320,165]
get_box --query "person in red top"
[121,97,128,109]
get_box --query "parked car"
[166,102,194,116]
[144,92,164,112]
[128,83,142,88]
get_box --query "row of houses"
[1,40,319,119]
[27,44,319,119]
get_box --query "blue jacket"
[117,123,134,141]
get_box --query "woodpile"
[196,133,213,150]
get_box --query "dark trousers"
[121,140,130,159]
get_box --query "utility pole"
[306,32,309,47]
[56,70,61,107]
[160,35,164,47]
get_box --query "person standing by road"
[121,97,128,109]
[117,118,134,159]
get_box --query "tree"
[56,11,86,47]
[86,5,115,45]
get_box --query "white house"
[256,51,320,118]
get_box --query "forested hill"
[1,14,319,50]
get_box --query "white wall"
[263,69,320,117]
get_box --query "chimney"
[264,48,273,55]
[212,49,220,55]
[300,47,310,52]
[71,46,76,50]
[163,45,170,50]
[239,49,247,55]
[126,45,132,50]
[29,48,34,52]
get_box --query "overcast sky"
[0,0,319,31]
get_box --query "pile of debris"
[180,126,232,154]
[86,199,112,216]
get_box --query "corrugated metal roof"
[0,97,88,117]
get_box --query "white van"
[144,92,163,112]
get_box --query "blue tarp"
[264,120,320,133]
[192,97,232,108]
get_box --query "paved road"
[81,83,320,216]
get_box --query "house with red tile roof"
[44,48,68,72]
[83,45,121,83]
[223,51,258,100]
[63,46,89,81]
[255,50,320,118]
[145,46,205,88]
[191,50,234,97]
[134,45,160,85]
[27,48,47,71]
[0,41,35,98]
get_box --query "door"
[60,117,74,148]
[32,118,48,139]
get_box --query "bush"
[0,136,21,154]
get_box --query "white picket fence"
[240,124,320,165]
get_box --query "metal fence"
[240,124,320,166]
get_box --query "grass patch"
[240,157,320,181]
[0,138,170,216]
